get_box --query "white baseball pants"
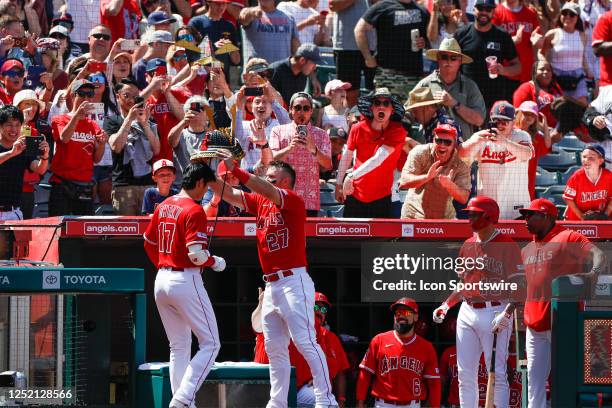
[526,327,551,408]
[457,302,512,408]
[154,268,220,407]
[261,268,337,408]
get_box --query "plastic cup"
[485,56,498,79]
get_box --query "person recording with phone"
[0,59,25,105]
[269,91,331,216]
[105,78,160,215]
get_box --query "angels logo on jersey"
[481,145,516,164]
[380,355,425,376]
[257,206,285,229]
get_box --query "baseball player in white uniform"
[433,196,524,408]
[458,101,534,219]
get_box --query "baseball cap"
[295,43,323,64]
[390,297,419,313]
[13,89,44,110]
[518,101,538,116]
[490,101,516,121]
[246,62,270,73]
[153,159,176,175]
[585,144,606,159]
[433,123,458,139]
[113,52,133,63]
[561,1,580,15]
[519,198,558,218]
[1,59,24,75]
[147,30,174,45]
[49,25,70,38]
[324,79,351,96]
[148,11,177,25]
[474,0,496,7]
[71,79,95,94]
[315,292,331,307]
[289,91,313,107]
[146,58,167,72]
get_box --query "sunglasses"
[173,54,187,61]
[434,137,454,146]
[476,5,495,11]
[76,89,95,98]
[292,104,311,112]
[3,70,24,78]
[88,74,106,85]
[439,53,461,62]
[373,99,391,107]
[561,10,577,17]
[177,34,194,43]
[394,309,415,317]
[91,33,111,41]
[314,304,328,314]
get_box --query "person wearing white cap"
[141,159,178,215]
[320,79,351,131]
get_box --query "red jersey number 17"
[158,222,176,253]
[266,228,289,252]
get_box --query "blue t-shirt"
[141,187,179,215]
[241,9,298,65]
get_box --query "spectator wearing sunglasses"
[49,25,81,70]
[458,101,533,219]
[269,43,323,106]
[75,25,113,68]
[269,91,332,216]
[49,79,108,216]
[399,123,470,219]
[417,38,485,139]
[133,30,175,90]
[100,0,141,42]
[0,59,25,105]
[336,88,407,218]
[454,0,521,110]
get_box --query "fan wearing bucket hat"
[417,38,486,139]
[519,197,605,408]
[399,123,470,219]
[404,87,464,144]
[335,88,407,218]
[458,100,534,220]
[562,144,612,220]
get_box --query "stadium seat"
[535,167,560,187]
[95,204,115,216]
[556,134,586,152]
[560,165,580,184]
[320,189,338,206]
[538,147,578,171]
[326,205,344,218]
[539,185,566,206]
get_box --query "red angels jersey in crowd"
[143,195,209,270]
[562,168,612,220]
[148,88,190,162]
[240,188,307,274]
[439,345,460,405]
[507,353,523,408]
[521,224,592,331]
[359,331,439,403]
[459,231,524,302]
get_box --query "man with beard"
[454,0,521,110]
[269,44,324,106]
[399,124,470,219]
[356,297,441,408]
[518,198,604,407]
[335,88,407,218]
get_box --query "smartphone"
[87,60,107,73]
[13,37,27,48]
[211,60,222,69]
[24,65,46,90]
[297,125,308,138]
[190,102,203,112]
[245,87,264,97]
[121,40,139,51]
[25,135,44,157]
[134,96,145,108]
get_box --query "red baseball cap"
[433,123,458,139]
[519,198,558,218]
[1,59,24,74]
[315,292,331,307]
[390,297,419,313]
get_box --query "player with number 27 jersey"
[240,188,307,274]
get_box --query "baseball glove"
[190,128,245,162]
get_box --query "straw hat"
[425,38,473,64]
[404,87,441,110]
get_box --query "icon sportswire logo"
[316,223,370,236]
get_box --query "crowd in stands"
[0,0,611,221]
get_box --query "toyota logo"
[45,275,58,285]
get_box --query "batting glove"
[211,256,226,272]
[492,311,512,333]
[432,303,449,324]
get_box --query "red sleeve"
[426,377,442,408]
[512,82,534,108]
[563,173,579,201]
[241,191,260,214]
[278,189,305,213]
[356,368,372,401]
[143,211,159,267]
[423,342,440,380]
[184,206,209,248]
[331,333,350,372]
[171,88,190,104]
[347,124,358,151]
[99,0,111,16]
[593,13,612,45]
[359,336,378,375]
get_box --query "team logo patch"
[196,232,208,239]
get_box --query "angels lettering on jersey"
[380,354,425,376]
[256,202,285,230]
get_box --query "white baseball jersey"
[476,129,534,220]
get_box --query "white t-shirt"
[475,129,534,220]
[277,1,319,45]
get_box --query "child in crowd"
[321,80,351,131]
[141,159,179,215]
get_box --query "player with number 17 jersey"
[240,188,307,274]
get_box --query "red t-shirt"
[513,81,562,127]
[563,168,612,220]
[529,133,552,200]
[143,195,209,270]
[522,225,592,331]
[50,114,102,182]
[241,188,307,274]
[593,11,612,87]
[100,0,141,42]
[0,87,12,106]
[493,4,539,83]
[148,88,189,162]
[347,120,406,203]
[359,331,439,403]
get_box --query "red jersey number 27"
[158,222,176,253]
[266,228,289,252]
